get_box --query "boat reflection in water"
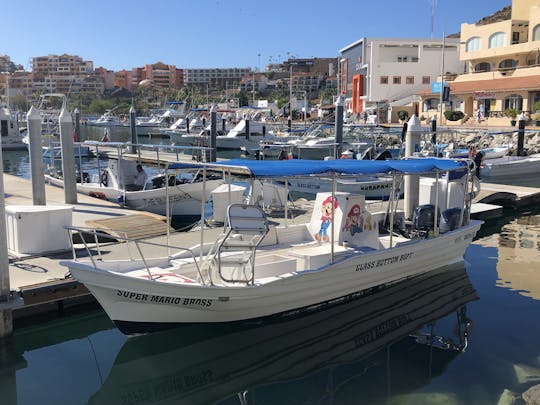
[90,264,477,405]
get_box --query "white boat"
[62,158,482,333]
[0,105,26,150]
[479,153,540,179]
[136,104,186,135]
[445,145,510,160]
[38,93,67,135]
[216,119,296,150]
[21,135,91,159]
[481,146,510,159]
[89,264,476,402]
[45,142,223,217]
[87,109,126,127]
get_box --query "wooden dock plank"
[85,214,174,239]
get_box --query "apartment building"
[1,71,33,97]
[184,68,251,89]
[30,54,103,96]
[424,0,540,125]
[339,37,462,117]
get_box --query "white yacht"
[0,105,26,150]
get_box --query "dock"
[3,173,174,317]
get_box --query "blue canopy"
[168,158,468,177]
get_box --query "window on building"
[504,94,523,111]
[499,59,517,70]
[534,24,540,41]
[422,76,430,84]
[489,32,506,48]
[474,62,491,73]
[397,56,408,62]
[466,37,481,52]
[406,76,414,84]
[380,76,388,84]
[393,76,401,85]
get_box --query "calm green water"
[2,134,540,404]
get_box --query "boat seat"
[205,204,269,285]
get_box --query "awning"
[168,158,468,177]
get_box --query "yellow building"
[421,0,540,126]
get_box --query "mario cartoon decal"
[315,196,339,242]
[344,204,363,236]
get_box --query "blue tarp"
[168,158,468,177]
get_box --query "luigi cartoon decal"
[344,204,363,236]
[315,196,338,242]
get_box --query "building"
[114,69,133,90]
[183,68,251,89]
[30,54,103,96]
[139,62,183,89]
[421,0,540,126]
[239,73,268,93]
[339,37,462,119]
[95,67,116,90]
[31,54,93,80]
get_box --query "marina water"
[2,130,540,404]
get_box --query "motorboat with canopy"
[61,157,482,334]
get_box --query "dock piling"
[74,108,80,142]
[334,96,344,159]
[129,105,137,154]
[404,115,422,220]
[59,108,78,204]
[0,137,13,338]
[431,115,437,145]
[245,118,250,141]
[27,106,46,205]
[517,119,525,156]
[210,105,217,162]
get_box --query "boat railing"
[65,226,205,283]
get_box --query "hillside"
[448,4,512,38]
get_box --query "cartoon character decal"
[344,204,364,236]
[315,196,338,242]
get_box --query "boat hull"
[45,176,222,216]
[65,221,481,332]
[480,154,540,178]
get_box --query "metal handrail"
[65,225,206,283]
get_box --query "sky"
[2,0,511,71]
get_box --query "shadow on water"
[86,264,476,405]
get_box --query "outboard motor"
[440,207,462,233]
